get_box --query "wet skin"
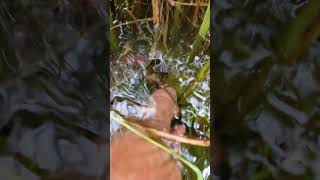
[110,87,182,180]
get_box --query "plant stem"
[125,119,210,147]
[179,59,210,103]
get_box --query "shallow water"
[214,0,320,179]
[110,3,210,180]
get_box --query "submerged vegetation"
[110,0,210,179]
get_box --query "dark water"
[214,0,320,179]
[0,1,107,179]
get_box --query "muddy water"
[214,0,320,179]
[0,1,107,179]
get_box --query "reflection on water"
[0,1,107,179]
[214,0,320,179]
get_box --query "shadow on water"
[0,1,107,179]
[214,0,320,179]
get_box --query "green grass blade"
[188,2,210,64]
[198,3,210,38]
